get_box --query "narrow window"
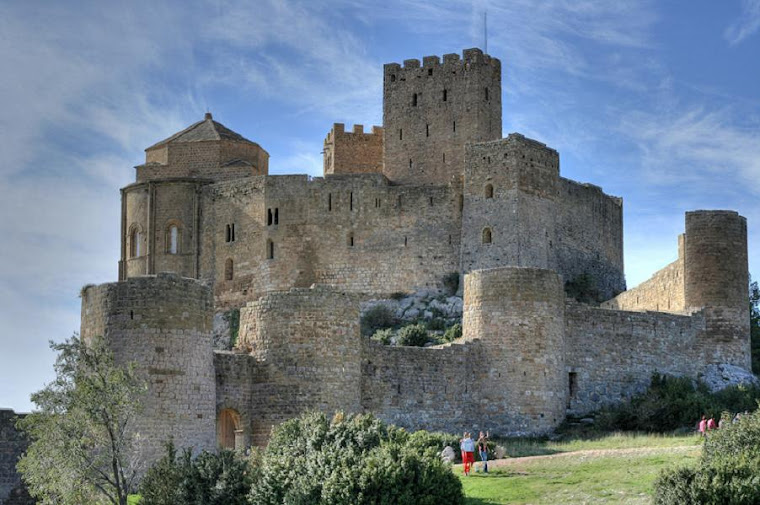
[404,236,408,247]
[453,121,456,132]
[274,208,279,225]
[429,196,433,206]
[485,87,489,101]
[231,223,235,242]
[459,194,464,212]
[167,224,180,254]
[328,193,332,211]
[448,234,452,245]
[224,258,233,281]
[443,89,447,101]
[398,195,402,208]
[482,228,492,244]
[569,372,578,402]
[427,68,433,76]
[426,124,429,137]
[399,129,403,140]
[350,192,353,211]
[130,226,142,258]
[409,159,413,169]
[348,233,354,247]
[390,74,396,82]
[225,224,231,243]
[442,152,446,163]
[485,184,494,199]
[412,93,418,106]
[267,209,273,226]
[266,240,274,260]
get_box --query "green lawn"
[459,433,701,504]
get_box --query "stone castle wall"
[200,174,462,310]
[383,49,501,185]
[80,274,216,467]
[0,410,31,505]
[323,123,384,175]
[461,134,625,300]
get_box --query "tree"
[17,334,145,505]
[749,278,760,374]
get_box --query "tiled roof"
[146,113,255,150]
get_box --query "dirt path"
[458,444,699,471]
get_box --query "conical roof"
[145,112,255,150]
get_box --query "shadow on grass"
[465,499,501,505]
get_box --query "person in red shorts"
[460,432,475,476]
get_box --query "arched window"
[217,409,242,450]
[485,184,494,199]
[129,225,143,258]
[225,258,233,280]
[166,222,181,254]
[482,228,492,244]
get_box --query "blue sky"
[1,0,759,411]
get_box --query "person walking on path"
[460,432,475,476]
[698,415,707,436]
[477,431,489,473]
[707,416,717,431]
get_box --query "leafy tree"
[17,334,145,505]
[749,278,760,374]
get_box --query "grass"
[459,432,701,504]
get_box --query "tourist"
[698,415,707,436]
[477,431,489,473]
[460,432,475,476]
[707,416,717,431]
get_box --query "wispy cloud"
[725,0,760,45]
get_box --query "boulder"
[440,445,457,463]
[702,364,760,392]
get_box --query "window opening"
[274,208,279,225]
[409,159,413,169]
[485,87,489,101]
[129,226,143,258]
[390,74,396,82]
[443,89,447,101]
[442,152,446,163]
[328,193,332,211]
[427,68,433,76]
[224,258,233,280]
[429,196,433,206]
[350,192,354,211]
[267,209,273,226]
[412,93,418,106]
[453,121,456,132]
[568,372,578,408]
[399,129,403,140]
[482,228,492,244]
[426,124,429,137]
[485,184,494,199]
[348,233,354,247]
[404,236,408,247]
[167,224,180,254]
[267,240,274,260]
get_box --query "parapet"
[323,123,384,176]
[384,47,500,77]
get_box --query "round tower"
[684,210,750,367]
[80,273,216,466]
[237,286,362,446]
[463,266,566,435]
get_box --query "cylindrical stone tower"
[80,273,216,466]
[684,210,750,367]
[463,266,566,435]
[238,286,362,446]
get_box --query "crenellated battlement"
[384,48,499,75]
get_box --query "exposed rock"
[440,445,457,463]
[702,364,760,392]
[212,311,231,350]
[493,445,507,459]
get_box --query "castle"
[73,48,749,466]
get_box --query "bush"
[397,323,429,347]
[360,305,397,336]
[654,407,760,504]
[427,318,446,331]
[139,443,252,505]
[371,328,394,345]
[248,412,463,505]
[443,323,462,342]
[594,373,760,433]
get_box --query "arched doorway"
[217,409,242,450]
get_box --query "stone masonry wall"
[360,339,483,434]
[0,410,31,505]
[236,287,363,446]
[602,255,685,313]
[383,49,501,186]
[80,274,216,468]
[323,123,384,175]
[201,174,462,310]
[463,267,567,435]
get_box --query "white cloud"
[725,0,760,45]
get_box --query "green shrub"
[360,305,397,336]
[594,373,760,433]
[443,323,462,342]
[397,323,429,347]
[443,272,459,296]
[248,412,463,505]
[371,328,394,345]
[427,318,446,331]
[139,443,252,505]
